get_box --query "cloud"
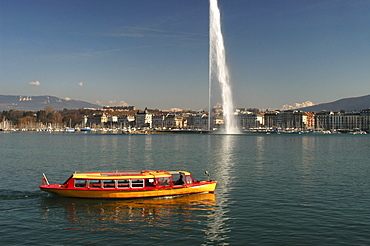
[78,82,84,86]
[29,81,40,86]
[95,100,129,106]
[170,108,183,112]
[119,100,129,106]
[281,101,316,110]
[101,26,205,41]
[107,100,129,106]
[65,97,72,101]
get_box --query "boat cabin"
[62,171,195,190]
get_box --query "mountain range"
[0,94,369,112]
[297,94,370,112]
[0,95,100,111]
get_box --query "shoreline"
[1,128,367,135]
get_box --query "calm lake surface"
[1,132,369,245]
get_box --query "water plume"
[209,0,239,134]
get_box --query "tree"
[44,107,54,113]
[47,111,63,127]
[18,116,37,128]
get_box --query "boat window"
[185,176,193,184]
[63,175,73,187]
[145,178,156,187]
[103,180,116,189]
[88,179,101,188]
[75,179,87,188]
[117,179,130,189]
[131,179,144,188]
[173,173,185,185]
[158,177,170,187]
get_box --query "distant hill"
[298,94,370,112]
[0,95,101,111]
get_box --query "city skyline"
[1,0,370,110]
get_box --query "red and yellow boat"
[39,170,217,199]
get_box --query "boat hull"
[40,181,217,199]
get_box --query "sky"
[1,0,370,110]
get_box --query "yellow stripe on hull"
[41,182,217,199]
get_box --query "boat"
[39,170,217,199]
[80,128,92,132]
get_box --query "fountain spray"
[209,0,239,134]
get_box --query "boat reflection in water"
[40,193,216,233]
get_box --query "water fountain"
[209,0,239,134]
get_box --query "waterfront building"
[315,111,330,130]
[329,111,361,131]
[152,115,165,129]
[118,115,135,128]
[175,115,187,128]
[360,109,370,131]
[264,111,279,129]
[237,112,259,129]
[235,108,261,129]
[263,110,312,131]
[163,114,176,128]
[277,110,297,129]
[303,112,315,130]
[256,113,264,126]
[187,114,208,129]
[135,108,152,128]
[3,104,369,132]
[315,111,365,131]
[85,113,108,128]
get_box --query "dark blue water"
[1,132,369,245]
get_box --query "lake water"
[0,132,369,245]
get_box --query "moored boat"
[39,170,217,199]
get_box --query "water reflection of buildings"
[41,193,216,232]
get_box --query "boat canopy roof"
[72,170,191,180]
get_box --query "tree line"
[1,107,97,129]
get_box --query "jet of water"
[209,0,239,134]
